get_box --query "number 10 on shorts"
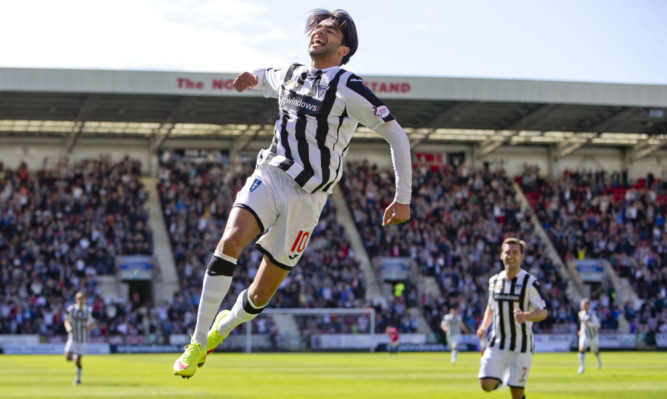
[290,230,311,254]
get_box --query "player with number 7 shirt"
[173,8,412,378]
[476,238,549,399]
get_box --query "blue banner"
[576,259,604,282]
[376,257,413,281]
[117,255,155,280]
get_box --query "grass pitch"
[0,351,665,398]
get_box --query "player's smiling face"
[500,243,524,272]
[309,19,346,61]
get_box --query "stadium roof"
[1,67,666,160]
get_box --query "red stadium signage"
[175,77,412,94]
[177,77,205,90]
[176,77,236,91]
[364,81,411,94]
[212,79,236,90]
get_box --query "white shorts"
[64,336,87,356]
[579,335,599,352]
[447,335,460,350]
[234,164,328,269]
[478,347,533,388]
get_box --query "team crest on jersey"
[249,178,262,192]
[372,105,391,119]
[316,84,328,98]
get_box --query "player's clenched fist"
[233,72,259,93]
[382,202,410,226]
[513,308,527,324]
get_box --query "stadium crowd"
[520,166,667,335]
[3,153,665,345]
[339,159,573,338]
[0,157,152,337]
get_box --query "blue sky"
[2,0,665,84]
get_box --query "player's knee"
[480,379,499,392]
[219,233,245,257]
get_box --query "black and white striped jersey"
[442,313,464,338]
[578,310,600,339]
[253,63,397,194]
[485,269,547,353]
[65,304,94,343]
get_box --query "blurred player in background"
[441,307,468,364]
[476,238,548,399]
[386,326,400,355]
[64,291,96,385]
[577,298,602,374]
[173,8,412,378]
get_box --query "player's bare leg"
[577,345,586,374]
[74,355,82,385]
[215,256,291,338]
[65,351,82,385]
[594,350,601,369]
[509,386,525,399]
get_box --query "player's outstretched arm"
[477,306,493,339]
[373,120,412,227]
[233,72,259,93]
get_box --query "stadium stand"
[339,159,577,339]
[2,67,667,355]
[0,157,152,337]
[519,166,666,335]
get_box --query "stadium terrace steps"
[600,259,640,333]
[99,275,122,302]
[331,187,385,300]
[270,313,300,346]
[419,274,442,299]
[512,181,586,304]
[333,186,433,335]
[142,177,180,303]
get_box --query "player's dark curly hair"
[306,9,358,65]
